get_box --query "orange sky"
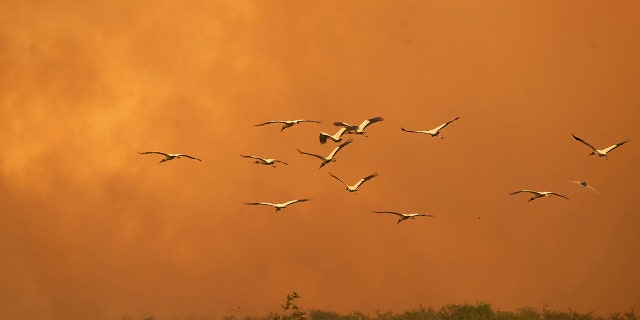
[1,1,639,319]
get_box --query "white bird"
[240,154,288,167]
[297,139,354,168]
[254,119,321,132]
[401,117,459,139]
[509,190,569,202]
[329,172,378,193]
[373,211,435,224]
[333,116,384,136]
[568,181,600,194]
[319,127,347,144]
[139,151,202,164]
[244,199,310,212]
[571,134,629,158]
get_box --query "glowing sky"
[1,1,639,319]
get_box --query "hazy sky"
[1,1,639,319]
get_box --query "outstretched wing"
[358,116,384,131]
[571,134,597,152]
[353,172,378,189]
[328,172,349,187]
[408,213,435,218]
[333,121,353,128]
[273,159,288,165]
[549,192,569,200]
[241,154,263,161]
[255,120,286,126]
[244,202,277,207]
[373,210,404,218]
[297,149,325,160]
[297,119,322,124]
[509,190,538,195]
[600,140,629,154]
[432,117,459,132]
[400,127,430,134]
[281,199,309,207]
[585,184,600,194]
[327,139,354,158]
[139,151,170,157]
[178,154,202,161]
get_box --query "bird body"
[373,211,435,224]
[139,151,202,163]
[319,127,347,144]
[333,116,383,136]
[329,172,378,193]
[255,119,321,132]
[401,117,459,138]
[241,154,288,167]
[568,181,599,194]
[571,134,629,157]
[509,190,569,202]
[297,139,354,168]
[244,199,309,212]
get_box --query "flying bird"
[333,116,384,136]
[509,190,569,202]
[568,181,600,194]
[373,211,435,224]
[254,119,321,132]
[329,172,378,193]
[319,127,348,144]
[240,154,288,167]
[297,139,354,168]
[244,199,310,212]
[401,117,459,138]
[571,134,629,157]
[138,151,202,164]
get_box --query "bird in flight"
[401,117,460,139]
[319,127,348,144]
[568,181,600,194]
[329,172,378,193]
[571,134,629,158]
[240,154,288,167]
[509,190,569,202]
[138,151,202,164]
[333,116,384,136]
[297,139,354,168]
[244,199,310,212]
[254,119,321,132]
[373,211,435,224]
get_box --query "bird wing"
[509,190,539,195]
[255,120,286,126]
[327,139,354,158]
[319,132,330,144]
[139,151,171,157]
[333,121,352,128]
[400,127,430,134]
[373,210,404,217]
[274,159,288,165]
[178,154,202,161]
[358,116,384,131]
[599,140,629,154]
[281,199,309,207]
[432,117,459,132]
[353,172,378,188]
[549,192,569,200]
[297,149,326,160]
[241,154,264,161]
[407,213,434,218]
[585,184,600,194]
[244,202,277,207]
[328,172,349,187]
[571,134,597,151]
[298,119,321,124]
